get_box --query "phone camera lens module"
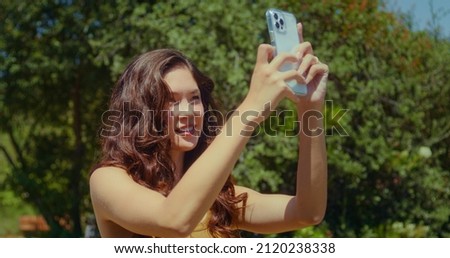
[275,22,280,29]
[274,13,278,20]
[280,19,284,26]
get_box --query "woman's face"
[164,66,204,153]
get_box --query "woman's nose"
[172,99,195,117]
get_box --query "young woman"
[89,24,328,237]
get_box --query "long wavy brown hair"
[92,49,247,237]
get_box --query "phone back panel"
[266,8,307,95]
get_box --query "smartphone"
[266,8,307,95]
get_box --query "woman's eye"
[191,95,200,102]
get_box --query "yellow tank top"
[187,211,212,238]
[133,211,213,238]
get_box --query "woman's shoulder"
[89,166,143,216]
[234,185,257,195]
[90,166,133,189]
[91,165,128,176]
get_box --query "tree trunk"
[70,69,84,237]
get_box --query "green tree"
[0,0,112,236]
[289,0,450,237]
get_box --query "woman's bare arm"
[235,109,327,234]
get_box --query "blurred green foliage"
[0,0,449,237]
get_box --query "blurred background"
[0,0,449,237]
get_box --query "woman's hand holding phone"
[265,9,328,109]
[242,18,328,125]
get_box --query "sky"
[384,0,450,38]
